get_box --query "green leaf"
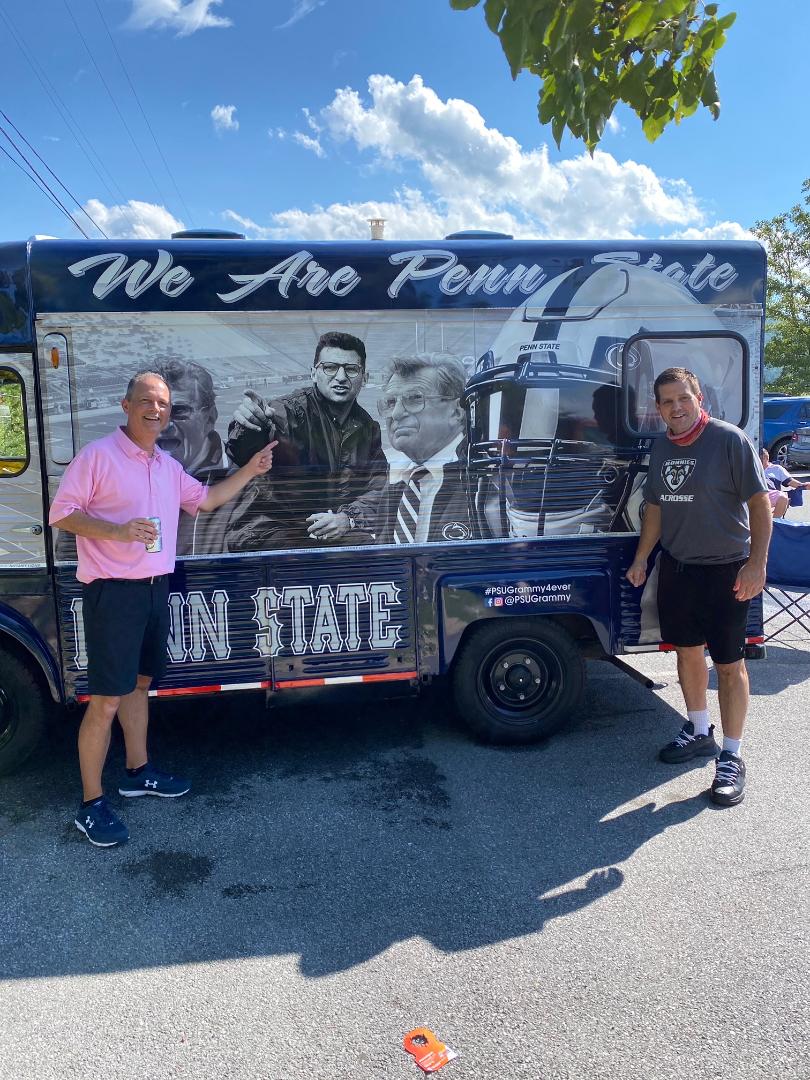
[500,8,530,79]
[483,0,506,33]
[623,2,660,39]
[704,3,718,13]
[449,0,481,10]
[641,100,672,141]
[566,0,599,37]
[541,5,563,49]
[700,70,720,118]
[551,113,566,147]
[654,0,692,23]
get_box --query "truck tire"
[0,651,49,776]
[451,617,585,744]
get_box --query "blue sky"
[0,0,805,242]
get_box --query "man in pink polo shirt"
[50,370,276,848]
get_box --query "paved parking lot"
[1,609,808,1079]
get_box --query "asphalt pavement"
[1,613,808,1079]
[3,470,809,1080]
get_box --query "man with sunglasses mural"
[224,331,388,550]
[375,354,475,544]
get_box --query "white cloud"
[225,187,521,242]
[292,132,325,157]
[126,1,232,36]
[669,221,756,242]
[82,199,184,239]
[302,107,321,133]
[606,115,622,135]
[277,1,327,30]
[211,104,239,134]
[315,74,706,239]
[227,74,746,242]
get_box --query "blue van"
[762,395,810,464]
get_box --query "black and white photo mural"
[38,260,754,561]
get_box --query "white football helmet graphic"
[465,262,737,539]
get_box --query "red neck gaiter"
[667,408,710,446]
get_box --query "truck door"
[267,552,418,693]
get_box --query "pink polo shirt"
[49,426,208,583]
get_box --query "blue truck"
[0,235,767,773]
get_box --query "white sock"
[722,736,742,756]
[687,709,710,737]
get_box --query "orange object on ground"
[403,1028,458,1073]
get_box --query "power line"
[0,109,107,237]
[0,123,89,237]
[0,4,142,234]
[62,0,174,214]
[90,0,194,227]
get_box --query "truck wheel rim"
[477,641,563,719]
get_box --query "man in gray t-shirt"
[644,417,767,564]
[626,367,771,807]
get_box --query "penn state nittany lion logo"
[442,521,472,541]
[662,458,696,493]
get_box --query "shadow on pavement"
[1,663,710,979]
[745,642,810,695]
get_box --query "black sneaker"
[710,750,746,806]
[659,721,718,763]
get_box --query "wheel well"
[0,632,56,703]
[451,613,603,668]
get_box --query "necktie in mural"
[394,466,430,544]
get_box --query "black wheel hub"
[485,648,549,711]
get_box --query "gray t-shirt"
[643,418,768,564]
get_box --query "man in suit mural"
[375,354,474,544]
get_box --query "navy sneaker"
[118,764,190,799]
[710,750,746,806]
[74,798,129,847]
[659,721,718,763]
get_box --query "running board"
[601,655,658,690]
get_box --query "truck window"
[623,332,747,436]
[0,369,29,476]
[40,332,75,464]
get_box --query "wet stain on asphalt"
[120,849,214,897]
[421,815,452,830]
[354,754,451,815]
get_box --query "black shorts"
[82,576,170,697]
[657,551,750,665]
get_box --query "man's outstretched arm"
[199,442,277,512]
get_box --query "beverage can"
[145,516,162,553]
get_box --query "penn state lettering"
[251,582,402,657]
[65,247,741,306]
[69,581,404,669]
